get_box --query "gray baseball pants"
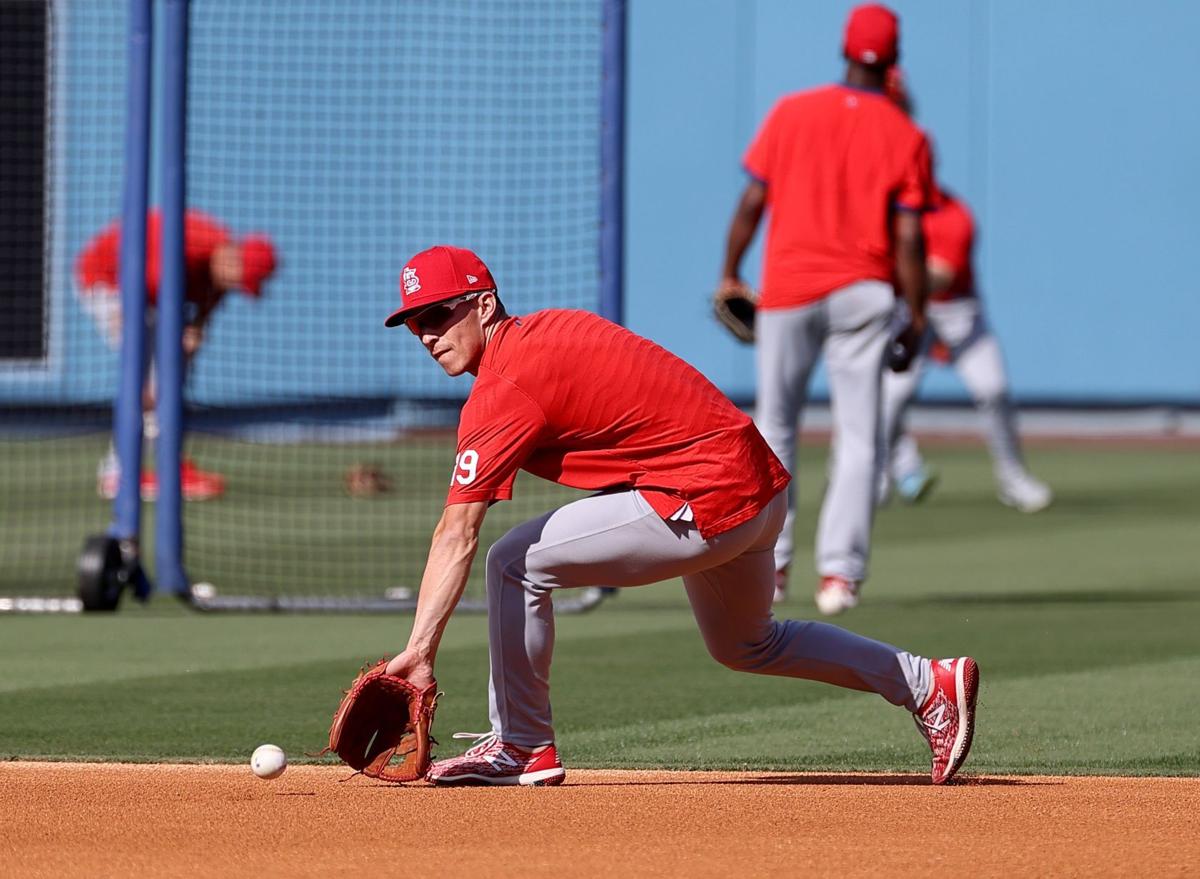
[754,280,895,582]
[881,297,1029,485]
[485,488,931,749]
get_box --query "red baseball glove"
[323,658,439,783]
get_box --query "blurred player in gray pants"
[721,4,932,614]
[878,73,1052,514]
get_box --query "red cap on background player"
[238,235,277,297]
[384,244,497,327]
[843,4,899,66]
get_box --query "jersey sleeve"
[742,100,783,184]
[446,371,547,506]
[894,130,935,212]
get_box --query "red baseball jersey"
[446,309,790,539]
[923,189,975,302]
[74,210,231,307]
[742,84,934,309]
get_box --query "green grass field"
[2,441,1199,776]
[0,431,583,599]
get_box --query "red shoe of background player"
[426,732,566,786]
[914,657,980,784]
[179,459,225,501]
[814,575,860,616]
[97,460,225,502]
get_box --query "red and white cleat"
[426,732,566,787]
[915,657,980,784]
[815,575,860,616]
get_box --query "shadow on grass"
[598,587,1200,615]
[875,588,1199,608]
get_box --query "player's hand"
[385,649,435,691]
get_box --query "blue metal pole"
[600,0,626,325]
[155,0,190,593]
[110,0,153,545]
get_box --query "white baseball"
[250,744,287,780]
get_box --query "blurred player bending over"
[75,209,277,501]
[720,3,933,612]
[877,71,1052,513]
[380,244,979,787]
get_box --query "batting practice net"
[1,0,619,612]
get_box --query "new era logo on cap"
[384,244,497,327]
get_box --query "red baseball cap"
[843,4,899,67]
[238,235,277,297]
[384,245,496,328]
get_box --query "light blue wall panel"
[6,1,1197,406]
[627,0,1200,403]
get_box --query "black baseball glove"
[887,322,923,372]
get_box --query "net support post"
[110,0,153,545]
[154,0,190,594]
[600,0,627,325]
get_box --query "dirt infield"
[3,764,1197,878]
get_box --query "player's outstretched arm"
[721,179,766,286]
[386,500,489,687]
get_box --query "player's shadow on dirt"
[573,774,1038,787]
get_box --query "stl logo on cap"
[402,266,421,298]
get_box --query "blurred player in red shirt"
[721,4,933,614]
[377,244,979,788]
[75,209,277,501]
[877,71,1052,513]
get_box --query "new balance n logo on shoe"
[924,703,951,733]
[485,749,520,770]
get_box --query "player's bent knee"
[485,530,556,596]
[703,627,782,672]
[484,538,525,591]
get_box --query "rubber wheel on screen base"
[77,535,124,612]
